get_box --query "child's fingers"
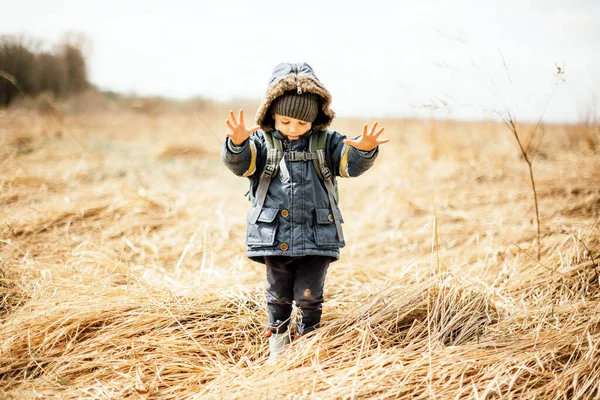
[248,124,261,133]
[226,119,235,131]
[239,109,245,126]
[373,127,385,137]
[362,124,368,136]
[369,122,379,136]
[229,110,238,125]
[376,138,390,145]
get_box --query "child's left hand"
[343,122,389,151]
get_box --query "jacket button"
[281,209,289,218]
[280,242,289,251]
[328,213,334,222]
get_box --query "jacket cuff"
[356,147,377,158]
[227,138,248,153]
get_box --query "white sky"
[1,0,599,122]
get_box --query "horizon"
[1,0,599,123]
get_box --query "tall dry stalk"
[499,114,541,260]
[494,66,565,260]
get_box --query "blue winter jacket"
[221,62,379,263]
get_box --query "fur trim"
[255,71,335,133]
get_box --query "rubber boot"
[267,331,290,365]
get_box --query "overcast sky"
[1,0,599,122]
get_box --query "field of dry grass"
[1,106,599,399]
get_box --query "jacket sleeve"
[221,132,266,178]
[326,130,379,178]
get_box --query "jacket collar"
[272,129,316,143]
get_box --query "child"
[221,62,388,363]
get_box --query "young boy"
[221,62,388,362]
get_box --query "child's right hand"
[225,109,260,146]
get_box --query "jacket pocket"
[246,207,279,246]
[314,208,343,247]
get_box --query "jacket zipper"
[293,64,302,94]
[288,138,293,253]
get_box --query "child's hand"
[225,109,260,146]
[343,122,389,151]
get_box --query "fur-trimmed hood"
[255,62,335,133]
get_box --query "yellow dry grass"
[0,106,599,399]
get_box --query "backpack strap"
[262,130,291,183]
[247,132,283,224]
[309,130,327,180]
[309,130,339,203]
[263,131,284,171]
[283,151,319,161]
[315,149,344,243]
[277,142,290,183]
[311,130,345,244]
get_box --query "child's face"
[273,113,312,141]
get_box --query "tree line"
[0,35,89,106]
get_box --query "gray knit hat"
[270,91,320,123]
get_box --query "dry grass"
[0,107,599,399]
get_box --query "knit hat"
[270,91,320,123]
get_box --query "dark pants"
[265,255,331,335]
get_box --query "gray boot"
[267,331,290,365]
